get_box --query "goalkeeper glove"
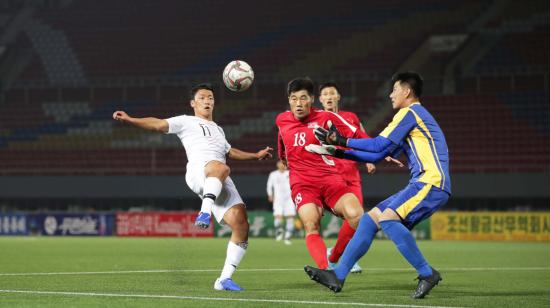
[313,120,348,146]
[305,144,345,158]
[314,126,330,144]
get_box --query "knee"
[343,206,364,227]
[219,164,230,178]
[228,207,248,230]
[232,206,248,221]
[206,162,230,180]
[228,213,249,243]
[213,164,230,180]
[302,220,320,234]
[236,220,249,235]
[367,209,380,223]
[345,205,364,220]
[379,208,400,222]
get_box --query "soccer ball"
[222,60,254,92]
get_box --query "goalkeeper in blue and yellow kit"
[304,72,451,299]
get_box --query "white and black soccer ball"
[222,60,254,92]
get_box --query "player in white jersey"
[113,83,272,291]
[266,160,296,245]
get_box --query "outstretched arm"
[228,147,273,161]
[342,149,388,163]
[347,136,393,152]
[305,144,404,166]
[315,120,392,153]
[113,111,168,133]
[305,144,388,163]
[317,108,416,153]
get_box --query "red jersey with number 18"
[276,108,362,188]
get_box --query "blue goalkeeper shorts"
[376,181,449,230]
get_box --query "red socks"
[304,221,357,268]
[329,220,356,263]
[305,233,328,269]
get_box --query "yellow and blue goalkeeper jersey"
[380,102,451,194]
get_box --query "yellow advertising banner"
[431,212,550,241]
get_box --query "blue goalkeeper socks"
[380,220,432,278]
[334,214,378,280]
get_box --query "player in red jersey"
[318,82,373,272]
[319,82,377,202]
[276,77,365,270]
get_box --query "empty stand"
[1,0,548,176]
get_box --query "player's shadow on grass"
[445,290,549,297]
[264,280,412,294]
[252,280,347,293]
[345,281,412,292]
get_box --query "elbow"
[152,123,168,133]
[151,119,168,133]
[345,150,387,163]
[153,126,165,133]
[372,154,386,163]
[373,149,393,163]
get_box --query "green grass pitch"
[0,237,549,307]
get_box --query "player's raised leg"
[196,160,230,228]
[298,202,328,269]
[214,204,249,291]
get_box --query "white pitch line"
[0,269,294,276]
[0,289,466,308]
[0,267,549,277]
[424,267,550,271]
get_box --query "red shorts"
[346,180,363,205]
[291,174,354,213]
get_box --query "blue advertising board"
[0,214,28,235]
[33,213,115,236]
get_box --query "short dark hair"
[190,83,214,100]
[319,82,340,95]
[391,72,423,98]
[287,77,314,97]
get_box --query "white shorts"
[273,198,296,217]
[185,162,245,225]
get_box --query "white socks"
[274,217,283,239]
[220,241,247,280]
[285,218,294,240]
[201,177,223,213]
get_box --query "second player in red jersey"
[276,77,365,270]
[318,82,377,205]
[317,82,374,272]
